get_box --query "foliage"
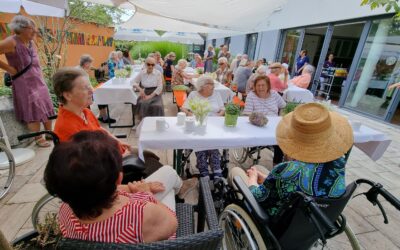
[90,77,99,88]
[115,40,136,52]
[195,67,204,74]
[68,0,129,26]
[0,86,12,97]
[125,65,133,75]
[361,0,400,19]
[225,102,241,115]
[49,93,59,114]
[115,69,129,78]
[281,102,301,116]
[129,41,189,62]
[14,213,61,249]
[172,85,189,91]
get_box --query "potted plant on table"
[113,69,129,84]
[188,97,211,128]
[224,102,241,127]
[172,85,190,107]
[124,65,133,77]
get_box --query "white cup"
[185,117,195,132]
[156,118,169,131]
[177,112,186,125]
[351,121,361,131]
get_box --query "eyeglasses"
[146,63,155,67]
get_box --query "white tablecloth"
[190,78,235,103]
[93,72,139,105]
[283,83,314,103]
[137,116,391,162]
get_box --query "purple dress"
[5,36,55,123]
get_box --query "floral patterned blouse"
[249,157,346,217]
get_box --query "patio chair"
[11,177,223,250]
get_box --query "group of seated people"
[45,48,353,245]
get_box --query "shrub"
[129,41,189,63]
[225,102,241,115]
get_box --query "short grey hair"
[109,51,117,60]
[218,57,228,65]
[239,59,249,66]
[8,15,35,34]
[256,65,267,74]
[177,59,188,70]
[116,51,123,57]
[304,64,315,74]
[79,54,93,67]
[196,75,214,91]
[148,53,155,58]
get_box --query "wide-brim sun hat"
[276,103,354,163]
[269,62,283,69]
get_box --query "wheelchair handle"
[356,179,400,211]
[18,131,60,145]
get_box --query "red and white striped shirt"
[58,191,175,243]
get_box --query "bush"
[0,86,12,97]
[129,41,189,63]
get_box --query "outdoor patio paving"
[1,92,400,249]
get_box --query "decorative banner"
[0,22,114,47]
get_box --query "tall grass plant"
[129,41,189,63]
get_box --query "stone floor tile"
[342,207,376,234]
[0,202,35,241]
[7,183,47,204]
[357,231,399,249]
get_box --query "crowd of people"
[0,15,358,246]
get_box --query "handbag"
[4,44,34,87]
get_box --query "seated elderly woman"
[243,75,286,165]
[291,64,314,89]
[214,57,232,86]
[133,57,165,118]
[229,103,353,217]
[171,59,195,88]
[45,130,198,243]
[268,62,289,94]
[53,67,131,155]
[246,65,267,93]
[181,76,225,180]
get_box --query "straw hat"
[269,62,283,69]
[276,103,353,163]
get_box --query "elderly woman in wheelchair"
[218,103,400,249]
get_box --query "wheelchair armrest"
[198,176,220,231]
[233,176,269,224]
[122,155,146,172]
[18,131,60,145]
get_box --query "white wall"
[255,30,280,61]
[229,35,246,57]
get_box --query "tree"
[361,0,400,19]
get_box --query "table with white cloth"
[190,78,235,103]
[136,117,391,169]
[93,72,139,128]
[283,83,314,103]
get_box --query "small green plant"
[172,85,189,91]
[188,97,211,126]
[195,67,204,75]
[281,101,301,116]
[225,102,241,115]
[125,65,133,75]
[0,86,12,97]
[114,69,129,78]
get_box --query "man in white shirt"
[132,57,165,118]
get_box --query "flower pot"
[225,113,239,127]
[194,114,208,127]
[173,90,187,107]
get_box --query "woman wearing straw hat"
[229,103,353,216]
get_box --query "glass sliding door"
[245,33,258,60]
[344,18,400,118]
[279,29,301,72]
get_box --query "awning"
[0,0,67,17]
[161,32,204,45]
[114,28,161,41]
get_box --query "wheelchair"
[215,175,400,249]
[0,142,16,200]
[17,130,163,230]
[232,146,271,164]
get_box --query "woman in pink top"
[291,64,314,89]
[45,130,197,244]
[267,62,288,93]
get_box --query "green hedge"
[128,41,189,63]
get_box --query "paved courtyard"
[1,92,400,249]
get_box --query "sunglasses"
[146,63,155,66]
[218,63,225,65]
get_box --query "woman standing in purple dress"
[0,16,55,147]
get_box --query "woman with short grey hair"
[181,75,225,180]
[172,59,195,87]
[79,54,93,68]
[215,57,230,85]
[0,15,55,147]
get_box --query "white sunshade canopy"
[161,32,204,45]
[114,28,161,41]
[0,0,67,17]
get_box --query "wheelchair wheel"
[31,193,62,230]
[219,204,267,250]
[311,223,361,250]
[233,148,248,164]
[0,143,15,200]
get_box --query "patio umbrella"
[161,32,204,45]
[114,28,162,41]
[0,0,67,17]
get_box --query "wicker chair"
[12,177,223,250]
